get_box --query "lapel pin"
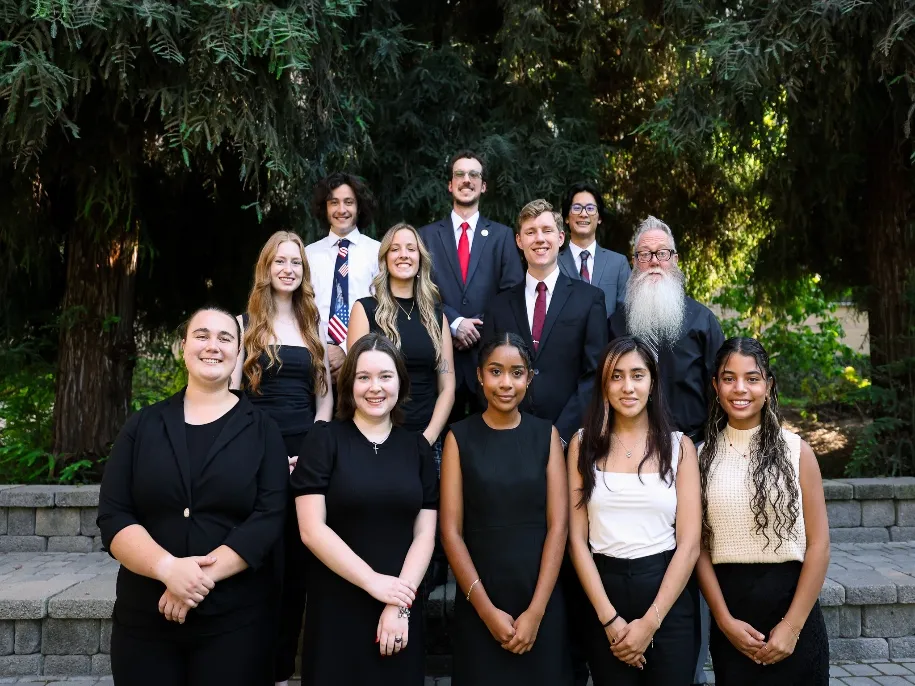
[481,229,489,237]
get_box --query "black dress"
[358,296,441,433]
[449,413,573,686]
[241,330,320,681]
[290,420,439,686]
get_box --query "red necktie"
[580,249,591,283]
[458,222,470,283]
[532,281,547,352]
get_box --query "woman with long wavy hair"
[698,337,829,685]
[231,230,332,686]
[347,222,455,457]
[568,336,701,686]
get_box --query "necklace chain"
[613,433,644,459]
[396,298,416,321]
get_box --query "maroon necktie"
[532,281,547,352]
[580,249,591,283]
[458,222,470,283]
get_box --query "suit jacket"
[482,273,608,443]
[558,243,630,317]
[420,216,524,392]
[97,389,288,625]
[608,297,725,441]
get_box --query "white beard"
[624,267,687,343]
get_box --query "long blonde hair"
[243,231,328,396]
[370,223,443,364]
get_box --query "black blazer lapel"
[464,217,491,289]
[507,284,535,351]
[199,392,255,475]
[536,274,573,356]
[162,391,192,500]
[435,220,464,287]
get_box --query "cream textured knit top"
[704,424,806,564]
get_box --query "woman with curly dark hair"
[699,337,829,685]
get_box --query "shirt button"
[533,369,540,376]
[183,508,190,518]
[462,298,469,305]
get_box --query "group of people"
[97,150,831,686]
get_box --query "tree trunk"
[52,226,139,458]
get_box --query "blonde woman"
[230,230,332,686]
[347,223,455,455]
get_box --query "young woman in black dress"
[99,307,288,685]
[441,333,572,686]
[291,333,438,686]
[568,336,701,686]
[230,230,332,686]
[347,222,455,458]
[699,337,829,685]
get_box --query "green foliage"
[131,334,187,411]
[714,273,869,408]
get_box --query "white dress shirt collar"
[322,227,363,246]
[569,240,597,261]
[451,211,479,233]
[525,265,561,297]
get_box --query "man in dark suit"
[481,198,607,446]
[420,150,524,422]
[557,181,630,317]
[482,198,606,686]
[607,215,724,686]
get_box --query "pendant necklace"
[396,298,416,321]
[727,437,750,459]
[370,427,393,454]
[613,434,641,459]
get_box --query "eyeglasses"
[453,170,483,180]
[570,203,598,215]
[633,249,677,263]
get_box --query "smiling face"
[385,227,420,283]
[448,156,486,208]
[352,349,401,421]
[604,349,652,419]
[326,183,358,236]
[712,352,772,430]
[633,228,679,281]
[270,240,305,294]
[182,309,239,387]
[566,191,601,243]
[516,211,564,274]
[477,344,531,413]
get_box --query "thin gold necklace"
[396,298,416,320]
[613,433,644,459]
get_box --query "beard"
[624,266,687,344]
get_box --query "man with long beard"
[608,215,723,686]
[609,216,723,443]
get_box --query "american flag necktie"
[328,238,351,344]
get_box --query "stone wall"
[0,486,101,554]
[824,478,915,543]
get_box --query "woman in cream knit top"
[698,337,830,685]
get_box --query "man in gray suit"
[557,181,630,316]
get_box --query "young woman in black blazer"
[98,307,288,686]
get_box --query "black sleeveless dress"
[449,413,573,686]
[358,296,441,433]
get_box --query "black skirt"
[710,561,828,685]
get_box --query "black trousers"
[586,549,699,686]
[111,616,272,686]
[274,431,310,681]
[560,556,592,686]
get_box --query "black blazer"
[419,216,524,391]
[482,273,608,443]
[97,389,288,624]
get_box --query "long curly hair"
[369,223,443,365]
[700,337,799,552]
[575,336,677,509]
[242,231,327,396]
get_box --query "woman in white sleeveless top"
[568,336,701,685]
[699,337,829,685]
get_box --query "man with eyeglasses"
[558,181,630,317]
[420,150,524,424]
[607,215,723,686]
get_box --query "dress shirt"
[524,266,561,331]
[569,240,598,282]
[448,210,481,334]
[305,228,381,351]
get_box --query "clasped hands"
[156,554,218,624]
[721,615,798,666]
[605,615,655,669]
[483,606,543,655]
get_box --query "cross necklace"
[369,427,393,454]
